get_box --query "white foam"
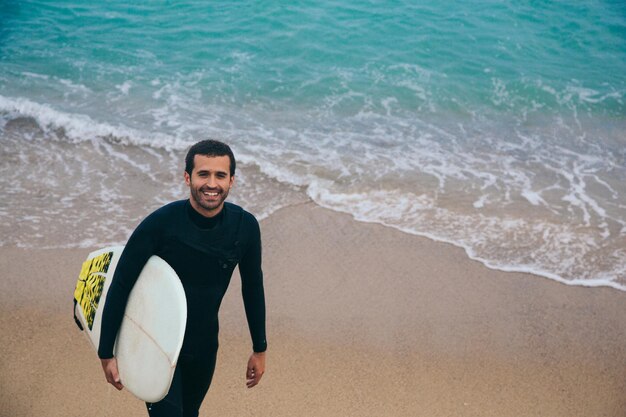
[307,186,626,291]
[0,95,186,150]
[2,91,625,291]
[521,190,545,206]
[473,194,488,208]
[22,72,50,80]
[491,77,510,106]
[58,78,91,94]
[116,81,132,95]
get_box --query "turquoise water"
[2,1,624,120]
[1,1,625,289]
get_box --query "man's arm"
[238,212,267,387]
[98,213,160,388]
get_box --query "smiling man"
[98,140,267,417]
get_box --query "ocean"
[1,0,625,290]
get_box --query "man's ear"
[184,171,191,186]
[230,175,235,188]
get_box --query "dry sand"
[1,202,625,416]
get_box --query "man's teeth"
[203,191,218,196]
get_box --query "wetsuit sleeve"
[97,215,160,359]
[238,213,267,353]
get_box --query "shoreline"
[308,200,626,293]
[6,196,626,294]
[1,202,625,416]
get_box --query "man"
[98,140,267,417]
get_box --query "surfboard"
[73,246,187,403]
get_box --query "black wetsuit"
[98,200,267,417]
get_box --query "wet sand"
[1,202,625,416]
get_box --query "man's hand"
[101,358,124,390]
[246,352,266,388]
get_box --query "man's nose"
[207,175,217,187]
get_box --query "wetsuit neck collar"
[186,199,225,230]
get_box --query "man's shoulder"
[224,202,258,224]
[141,200,186,224]
[157,199,187,213]
[223,202,253,218]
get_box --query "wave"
[0,95,190,150]
[1,94,625,291]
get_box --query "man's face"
[184,154,234,217]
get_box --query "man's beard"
[190,183,230,213]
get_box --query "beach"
[2,1,626,415]
[2,202,624,417]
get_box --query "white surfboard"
[73,246,187,403]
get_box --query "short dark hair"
[185,139,236,176]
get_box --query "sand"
[1,202,625,417]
